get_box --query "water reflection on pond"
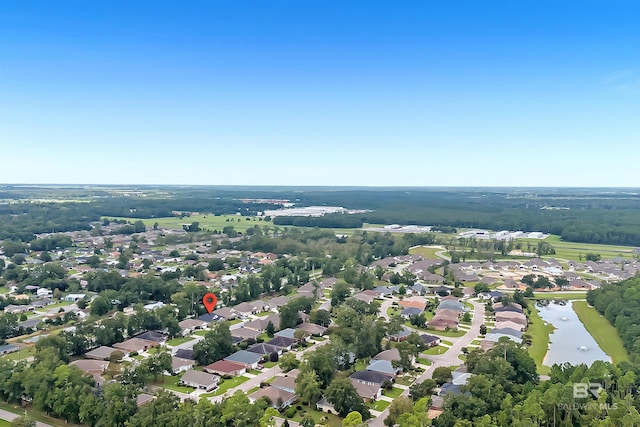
[536,300,610,367]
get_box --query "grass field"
[1,346,35,362]
[572,301,629,363]
[532,292,588,300]
[516,235,637,261]
[104,214,382,236]
[0,419,10,427]
[409,245,443,259]
[528,306,555,375]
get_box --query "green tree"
[343,411,365,427]
[432,366,453,386]
[265,321,276,337]
[90,295,112,316]
[331,281,351,307]
[296,369,322,406]
[192,322,234,365]
[279,352,300,372]
[386,397,413,426]
[325,377,370,418]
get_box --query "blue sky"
[1,1,639,186]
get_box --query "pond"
[536,301,610,367]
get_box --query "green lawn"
[423,345,448,355]
[417,357,432,366]
[440,339,453,346]
[1,346,35,362]
[167,336,195,346]
[384,387,404,399]
[202,376,250,396]
[159,375,193,393]
[263,361,278,368]
[425,328,467,338]
[0,419,10,427]
[227,318,243,325]
[572,301,629,363]
[368,399,391,411]
[254,311,271,317]
[516,235,636,261]
[408,245,443,260]
[528,306,555,375]
[533,292,588,300]
[194,330,208,336]
[290,408,343,427]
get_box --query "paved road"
[368,299,485,426]
[206,339,330,404]
[0,408,53,427]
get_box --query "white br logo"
[573,383,603,398]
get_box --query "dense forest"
[2,186,640,246]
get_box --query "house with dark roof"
[247,343,282,357]
[135,331,167,344]
[267,336,296,350]
[350,370,392,387]
[420,334,441,347]
[174,348,195,360]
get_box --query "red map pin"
[203,293,218,314]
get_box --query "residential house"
[204,360,247,377]
[224,350,262,370]
[296,322,327,336]
[350,370,392,387]
[231,328,261,342]
[247,343,282,357]
[178,319,208,333]
[85,346,121,360]
[179,369,219,392]
[135,331,167,344]
[420,334,441,347]
[266,336,297,351]
[171,356,195,374]
[350,380,383,401]
[174,349,195,360]
[113,338,159,355]
[249,387,296,409]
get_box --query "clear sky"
[1,1,639,187]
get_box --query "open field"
[409,245,443,259]
[517,235,637,261]
[104,214,383,236]
[532,292,588,300]
[572,301,629,363]
[527,306,555,375]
